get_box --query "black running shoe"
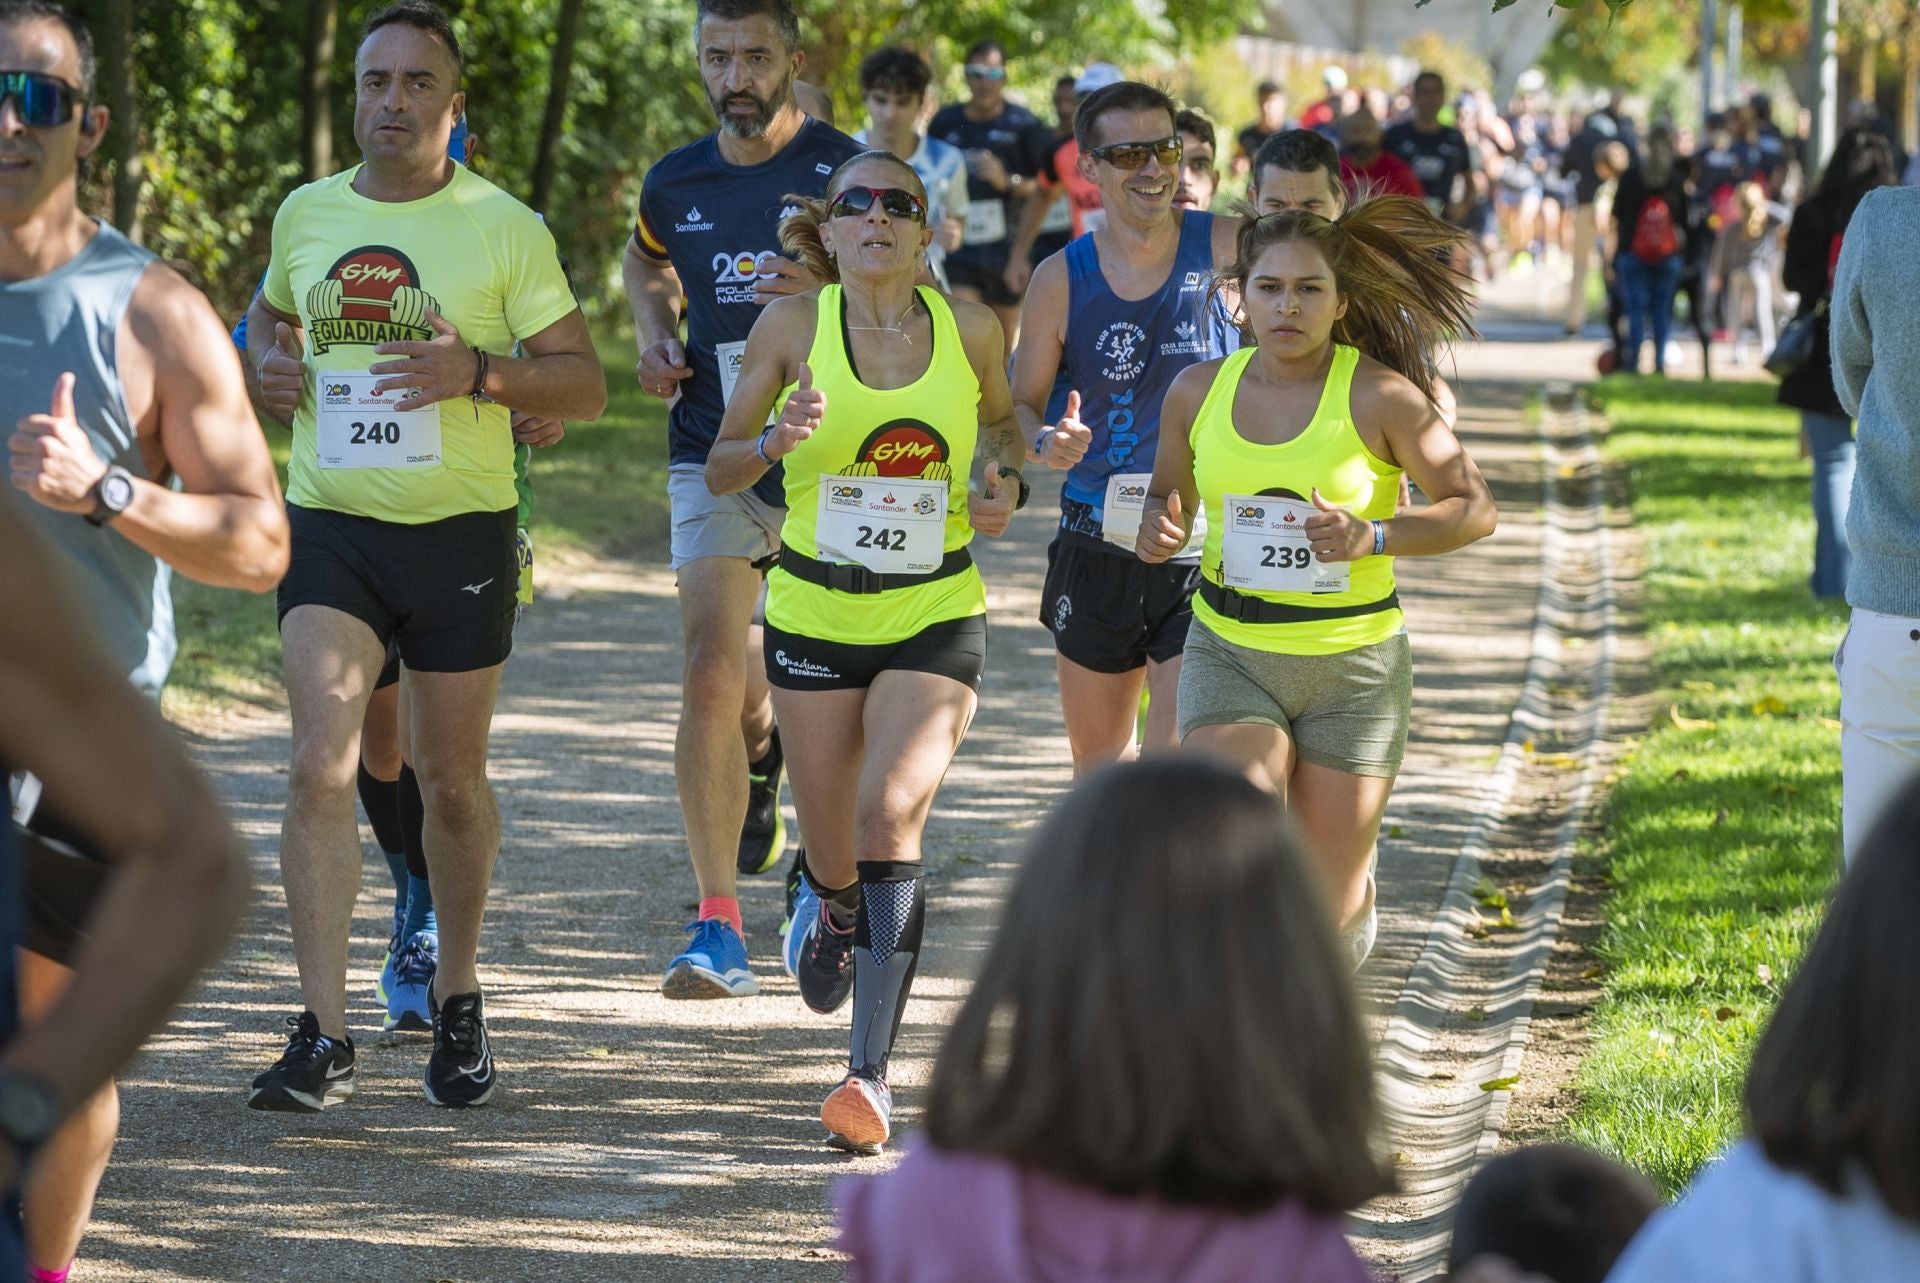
[248,1011,355,1113]
[795,895,856,1015]
[737,730,787,876]
[424,989,497,1108]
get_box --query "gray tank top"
[0,221,172,696]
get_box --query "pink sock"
[698,896,743,938]
[30,1260,73,1283]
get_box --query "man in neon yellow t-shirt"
[241,0,605,1114]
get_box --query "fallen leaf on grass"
[1819,716,1842,730]
[1669,704,1717,731]
[1715,1007,1737,1022]
[1472,876,1508,909]
[1581,963,1604,980]
[1387,824,1405,839]
[1757,963,1774,985]
[1711,807,1730,826]
[953,854,979,865]
[1751,694,1789,717]
[1496,906,1519,930]
[1479,1075,1521,1092]
[1465,922,1491,939]
[584,1047,612,1058]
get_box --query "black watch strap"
[85,465,135,528]
[1000,467,1030,511]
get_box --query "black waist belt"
[1199,578,1401,625]
[777,545,973,595]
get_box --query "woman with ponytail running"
[1137,197,1496,968]
[707,150,1027,1152]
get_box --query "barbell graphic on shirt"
[305,279,439,330]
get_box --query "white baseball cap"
[1322,65,1349,92]
[1076,62,1124,95]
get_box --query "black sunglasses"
[1088,135,1183,171]
[827,185,927,223]
[0,70,83,128]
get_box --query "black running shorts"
[1040,534,1200,674]
[19,807,109,967]
[943,245,1020,307]
[278,504,516,674]
[375,639,401,690]
[764,614,987,692]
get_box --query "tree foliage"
[52,0,1263,322]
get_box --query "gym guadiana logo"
[839,418,954,481]
[306,245,440,355]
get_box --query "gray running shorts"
[1177,620,1412,778]
[668,462,784,571]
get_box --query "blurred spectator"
[1563,107,1631,332]
[1234,80,1291,178]
[835,759,1391,1283]
[1299,64,1348,136]
[1778,126,1895,603]
[1606,773,1920,1279]
[1337,108,1422,203]
[1830,182,1920,859]
[1696,113,1751,232]
[1712,181,1787,363]
[1747,93,1792,193]
[1610,124,1689,374]
[1448,1143,1660,1283]
[0,499,251,1274]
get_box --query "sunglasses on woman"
[0,70,82,128]
[827,185,927,223]
[1088,135,1184,171]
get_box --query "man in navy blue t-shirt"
[622,0,861,1002]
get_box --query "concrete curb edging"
[1359,385,1619,1278]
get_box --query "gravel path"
[76,303,1621,1282]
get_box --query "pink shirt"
[837,1144,1379,1283]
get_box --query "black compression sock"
[356,760,404,856]
[804,858,862,930]
[749,726,783,777]
[397,763,429,884]
[848,860,926,1077]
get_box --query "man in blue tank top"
[622,0,863,1000]
[1,4,288,1276]
[1010,81,1241,775]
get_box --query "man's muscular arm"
[8,264,290,592]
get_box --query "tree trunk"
[302,0,339,181]
[102,0,141,239]
[529,0,586,214]
[1855,36,1878,109]
[1902,14,1920,154]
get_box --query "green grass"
[1564,375,1844,1194]
[165,340,669,714]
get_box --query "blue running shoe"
[783,875,819,979]
[385,931,437,1032]
[661,919,759,999]
[375,906,404,1006]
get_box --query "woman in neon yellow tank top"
[707,151,1028,1154]
[1137,199,1496,969]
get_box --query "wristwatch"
[0,1068,63,1164]
[85,465,136,528]
[999,466,1030,511]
